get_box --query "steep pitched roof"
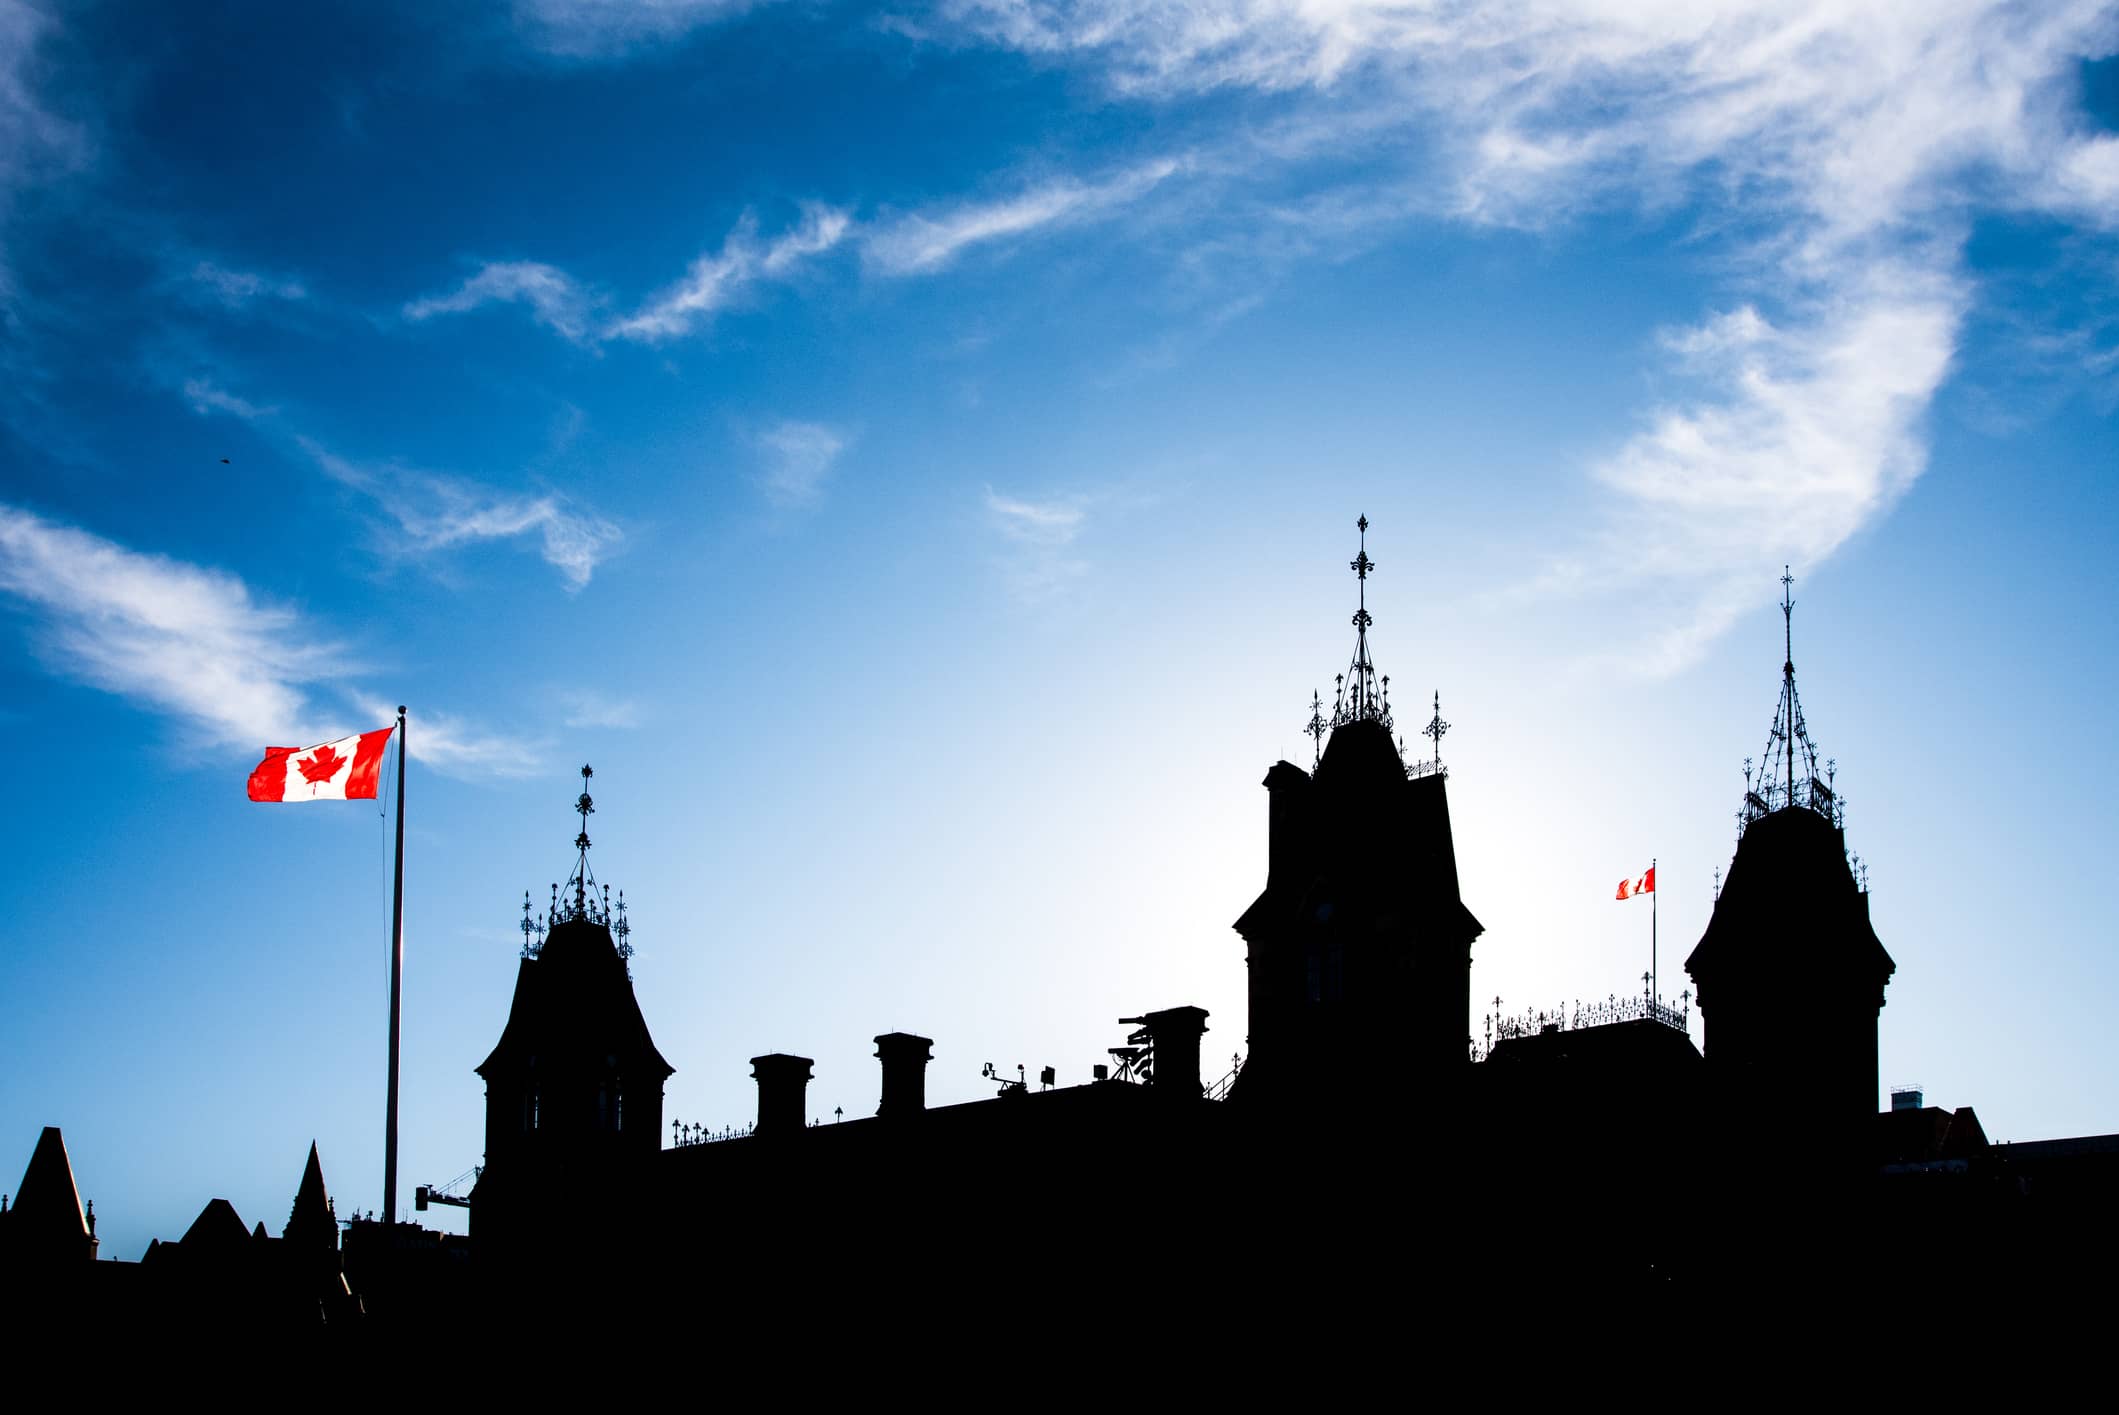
[180,1197,253,1249]
[3,1126,91,1259]
[1686,805,1894,986]
[477,917,673,1079]
[284,1141,337,1249]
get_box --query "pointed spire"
[6,1126,91,1261]
[571,763,595,919]
[1740,566,1837,833]
[285,1141,338,1251]
[1329,515,1393,733]
[536,764,623,928]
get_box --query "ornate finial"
[546,766,628,931]
[614,889,632,964]
[520,891,537,959]
[1304,690,1327,770]
[1329,516,1391,733]
[1422,689,1450,768]
[1743,567,1830,834]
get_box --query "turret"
[1231,518,1484,1113]
[472,768,673,1259]
[1686,571,1893,1187]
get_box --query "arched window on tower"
[615,1083,624,1132]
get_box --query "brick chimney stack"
[750,1053,814,1137]
[873,1033,934,1119]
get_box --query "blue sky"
[1,1,2116,1259]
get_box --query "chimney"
[1264,761,1312,888]
[1135,1006,1210,1101]
[750,1053,814,1137]
[873,1033,934,1119]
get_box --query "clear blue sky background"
[2,2,2115,1261]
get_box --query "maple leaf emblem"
[298,744,347,786]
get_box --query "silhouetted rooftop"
[478,916,673,1079]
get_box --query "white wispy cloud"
[939,0,2118,669]
[605,204,850,342]
[511,0,769,58]
[1594,263,1965,673]
[299,437,623,591]
[755,420,848,508]
[403,260,596,343]
[188,260,307,308]
[0,505,550,781]
[557,687,640,730]
[864,159,1183,275]
[182,378,270,421]
[350,692,546,778]
[0,0,88,311]
[0,502,337,747]
[984,487,1090,601]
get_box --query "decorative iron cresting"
[669,1118,754,1148]
[1471,988,1692,1062]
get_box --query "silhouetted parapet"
[1134,1007,1209,1100]
[874,1033,934,1118]
[752,1054,815,1137]
[1,1127,96,1265]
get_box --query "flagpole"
[1651,856,1658,1008]
[384,705,406,1224]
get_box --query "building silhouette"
[4,520,2114,1329]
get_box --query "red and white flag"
[1616,865,1656,901]
[247,728,394,803]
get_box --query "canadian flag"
[1616,865,1656,901]
[247,728,394,803]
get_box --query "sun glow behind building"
[0,3,2115,1263]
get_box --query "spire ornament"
[1422,690,1450,770]
[1739,567,1840,834]
[1304,691,1328,770]
[1329,515,1392,734]
[521,764,633,948]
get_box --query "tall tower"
[1685,572,1894,1183]
[1231,518,1484,1113]
[472,767,672,1259]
